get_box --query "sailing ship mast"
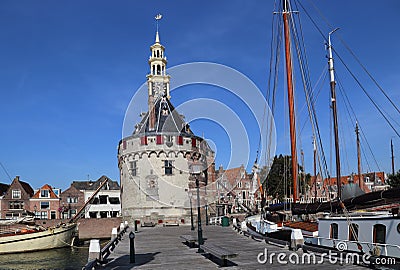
[327,28,342,200]
[391,139,395,175]
[282,0,299,203]
[355,122,363,188]
[313,136,317,202]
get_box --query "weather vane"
[155,13,162,32]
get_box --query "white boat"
[304,211,400,259]
[0,176,111,254]
[0,223,77,254]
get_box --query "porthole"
[397,223,400,234]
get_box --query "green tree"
[388,170,400,188]
[259,155,298,201]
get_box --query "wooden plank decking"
[96,225,366,269]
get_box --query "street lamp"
[205,204,208,226]
[188,191,194,231]
[190,162,204,252]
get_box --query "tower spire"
[155,14,162,43]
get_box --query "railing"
[304,236,400,258]
[209,216,224,225]
[83,224,129,270]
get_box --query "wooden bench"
[142,221,156,227]
[180,234,197,248]
[201,243,238,266]
[163,220,179,227]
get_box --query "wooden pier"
[91,225,366,269]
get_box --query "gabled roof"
[31,184,59,199]
[20,180,34,196]
[61,184,84,195]
[9,176,34,196]
[0,183,10,196]
[71,175,120,191]
[134,97,193,136]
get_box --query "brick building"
[1,176,34,219]
[30,184,61,220]
[60,184,85,220]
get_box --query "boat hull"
[0,223,77,254]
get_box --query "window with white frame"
[40,189,49,198]
[40,201,50,209]
[12,189,21,199]
[67,197,78,203]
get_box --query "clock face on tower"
[152,82,165,99]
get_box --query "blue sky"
[1,0,399,190]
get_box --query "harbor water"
[0,246,89,270]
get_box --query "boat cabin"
[305,211,400,258]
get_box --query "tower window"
[164,160,173,175]
[156,135,163,145]
[157,65,161,75]
[140,136,148,145]
[157,50,160,57]
[177,136,183,145]
[130,161,137,176]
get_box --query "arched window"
[157,50,160,57]
[349,223,359,241]
[157,65,161,75]
[373,224,386,244]
[152,65,156,75]
[330,223,338,239]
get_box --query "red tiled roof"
[31,184,59,199]
[324,172,385,193]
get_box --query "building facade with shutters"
[71,175,121,219]
[118,26,215,225]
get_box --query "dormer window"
[40,189,50,198]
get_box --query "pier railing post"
[88,239,101,262]
[111,227,118,239]
[129,231,136,263]
[134,220,138,232]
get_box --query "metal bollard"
[129,231,135,263]
[134,220,138,232]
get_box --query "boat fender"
[290,229,304,250]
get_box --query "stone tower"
[118,20,215,225]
